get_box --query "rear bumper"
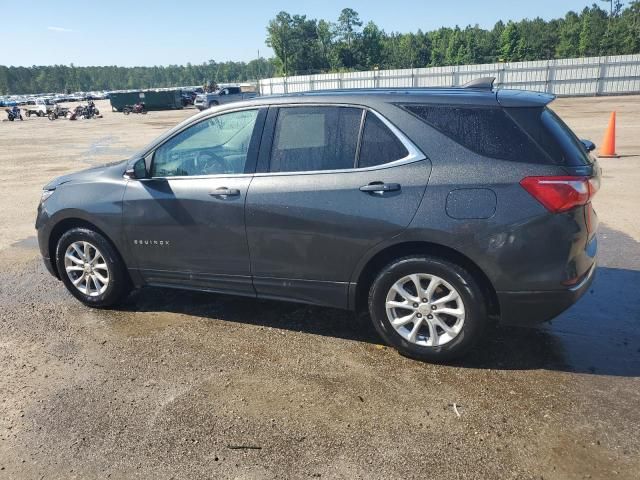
[498,263,596,326]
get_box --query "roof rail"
[462,77,496,90]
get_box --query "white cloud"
[47,26,73,32]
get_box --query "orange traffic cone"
[599,111,619,158]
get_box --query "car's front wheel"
[368,255,487,362]
[55,228,130,308]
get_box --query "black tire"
[8,116,14,121]
[48,112,57,121]
[123,109,130,115]
[37,111,44,117]
[368,255,487,362]
[55,227,130,308]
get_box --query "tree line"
[1,2,639,95]
[266,2,640,75]
[0,59,277,95]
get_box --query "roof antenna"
[462,77,496,90]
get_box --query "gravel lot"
[1,97,639,479]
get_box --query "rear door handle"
[209,187,240,197]
[359,182,401,194]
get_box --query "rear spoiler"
[497,89,556,107]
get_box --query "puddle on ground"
[12,236,38,249]
[84,135,134,165]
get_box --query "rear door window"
[358,112,409,168]
[270,106,362,172]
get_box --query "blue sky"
[5,0,594,66]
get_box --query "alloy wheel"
[385,273,465,347]
[64,241,110,297]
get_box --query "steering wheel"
[193,150,226,175]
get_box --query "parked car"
[35,79,600,361]
[23,98,57,117]
[194,86,258,110]
[181,91,196,106]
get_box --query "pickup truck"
[23,98,57,117]
[194,87,258,111]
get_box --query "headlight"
[41,189,55,203]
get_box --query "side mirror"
[581,139,596,152]
[124,158,148,179]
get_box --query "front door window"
[151,109,259,177]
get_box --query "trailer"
[109,90,184,112]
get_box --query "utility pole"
[257,49,261,81]
[600,0,623,17]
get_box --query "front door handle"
[209,187,240,197]
[359,182,401,194]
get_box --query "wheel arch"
[47,217,128,281]
[352,241,500,319]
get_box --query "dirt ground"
[0,97,638,479]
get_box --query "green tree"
[336,8,362,47]
[579,6,609,56]
[266,12,295,75]
[556,11,582,57]
[360,21,385,68]
[500,22,521,61]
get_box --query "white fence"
[258,54,640,97]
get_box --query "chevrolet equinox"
[36,78,600,361]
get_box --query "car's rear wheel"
[368,255,487,362]
[55,228,129,308]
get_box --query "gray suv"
[36,78,600,361]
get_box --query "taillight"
[520,176,598,213]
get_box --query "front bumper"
[497,263,596,326]
[41,255,58,278]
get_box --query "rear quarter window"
[501,107,592,167]
[402,104,549,164]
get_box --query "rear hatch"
[501,94,601,285]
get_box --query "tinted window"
[358,113,409,168]
[507,107,592,166]
[152,109,258,177]
[403,104,547,163]
[541,109,592,165]
[270,106,362,172]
